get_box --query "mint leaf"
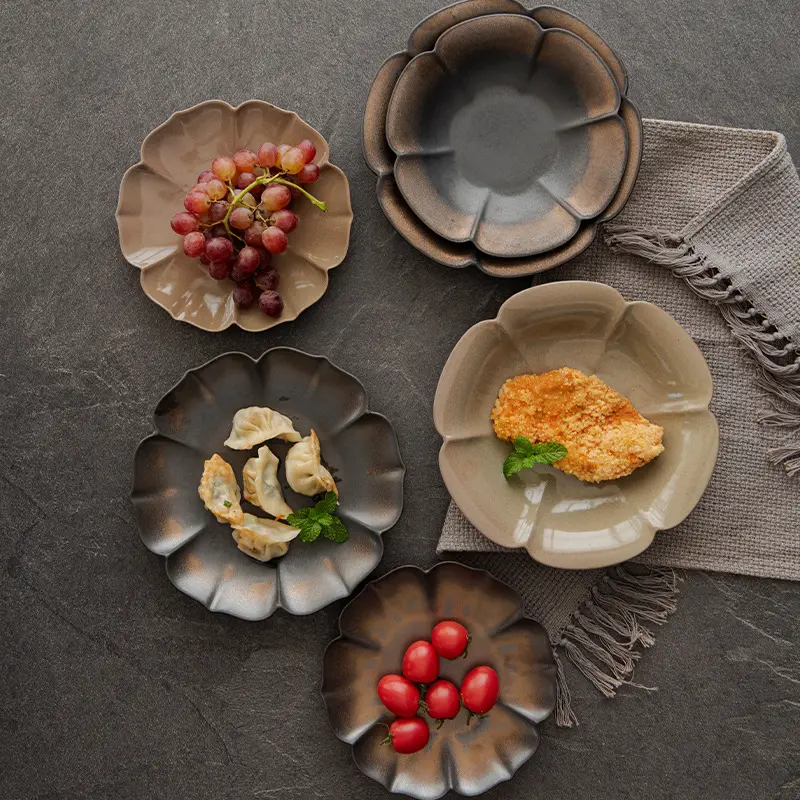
[223,500,232,508]
[316,491,338,514]
[286,507,313,527]
[323,516,349,543]
[503,452,527,478]
[528,442,568,464]
[513,436,536,457]
[503,440,567,479]
[313,511,335,526]
[299,521,323,543]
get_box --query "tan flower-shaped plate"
[117,100,353,332]
[433,282,719,569]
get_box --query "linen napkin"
[438,119,800,725]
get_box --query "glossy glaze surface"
[117,100,353,331]
[132,349,405,618]
[434,282,719,569]
[322,562,556,799]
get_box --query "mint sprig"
[287,492,349,543]
[503,437,567,479]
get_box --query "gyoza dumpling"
[224,406,302,450]
[242,445,293,519]
[198,454,244,525]
[285,430,338,497]
[231,513,300,562]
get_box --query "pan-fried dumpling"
[242,445,293,519]
[231,513,300,562]
[285,430,338,497]
[224,406,302,450]
[198,454,244,525]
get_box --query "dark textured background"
[2,0,799,798]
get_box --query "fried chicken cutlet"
[491,367,664,482]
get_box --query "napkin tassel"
[604,223,800,478]
[555,566,680,725]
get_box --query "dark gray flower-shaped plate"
[322,562,556,799]
[131,349,405,620]
[363,0,643,276]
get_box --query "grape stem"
[221,171,327,239]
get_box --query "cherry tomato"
[425,679,461,720]
[460,666,499,715]
[402,640,439,684]
[377,674,422,718]
[383,717,430,754]
[431,621,470,659]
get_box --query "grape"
[183,231,206,257]
[281,147,306,175]
[205,237,234,263]
[245,221,265,247]
[232,282,256,309]
[209,260,231,280]
[184,191,211,214]
[250,183,264,199]
[237,171,257,189]
[297,139,317,164]
[197,170,216,183]
[236,246,261,275]
[272,209,298,233]
[199,254,210,265]
[257,142,278,167]
[212,156,236,182]
[259,291,284,317]
[254,247,272,270]
[211,223,227,237]
[276,144,292,167]
[230,207,254,230]
[171,212,199,235]
[191,182,209,194]
[203,229,212,240]
[208,200,228,222]
[207,179,227,200]
[233,149,258,172]
[261,184,292,211]
[239,191,257,208]
[262,226,288,254]
[254,268,279,292]
[296,164,320,184]
[230,263,248,282]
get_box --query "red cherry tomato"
[377,674,422,718]
[431,621,470,659]
[460,666,499,715]
[402,640,440,684]
[425,679,461,720]
[384,717,430,754]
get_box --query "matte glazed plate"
[433,282,719,569]
[363,1,643,276]
[117,100,353,332]
[387,13,627,257]
[131,349,405,619]
[322,562,556,799]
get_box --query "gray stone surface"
[1,0,798,798]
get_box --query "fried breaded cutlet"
[491,367,664,482]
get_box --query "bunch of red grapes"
[377,621,500,755]
[170,139,324,318]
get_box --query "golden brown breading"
[491,368,664,482]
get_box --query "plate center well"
[450,88,558,192]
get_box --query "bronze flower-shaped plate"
[322,562,556,799]
[117,100,353,331]
[363,0,642,276]
[131,349,405,619]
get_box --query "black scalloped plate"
[131,348,405,620]
[322,562,557,798]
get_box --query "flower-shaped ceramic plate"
[433,282,719,569]
[117,100,353,332]
[131,349,404,619]
[322,562,556,799]
[363,0,643,276]
[386,13,627,258]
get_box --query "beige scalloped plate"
[116,100,353,332]
[434,282,719,569]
